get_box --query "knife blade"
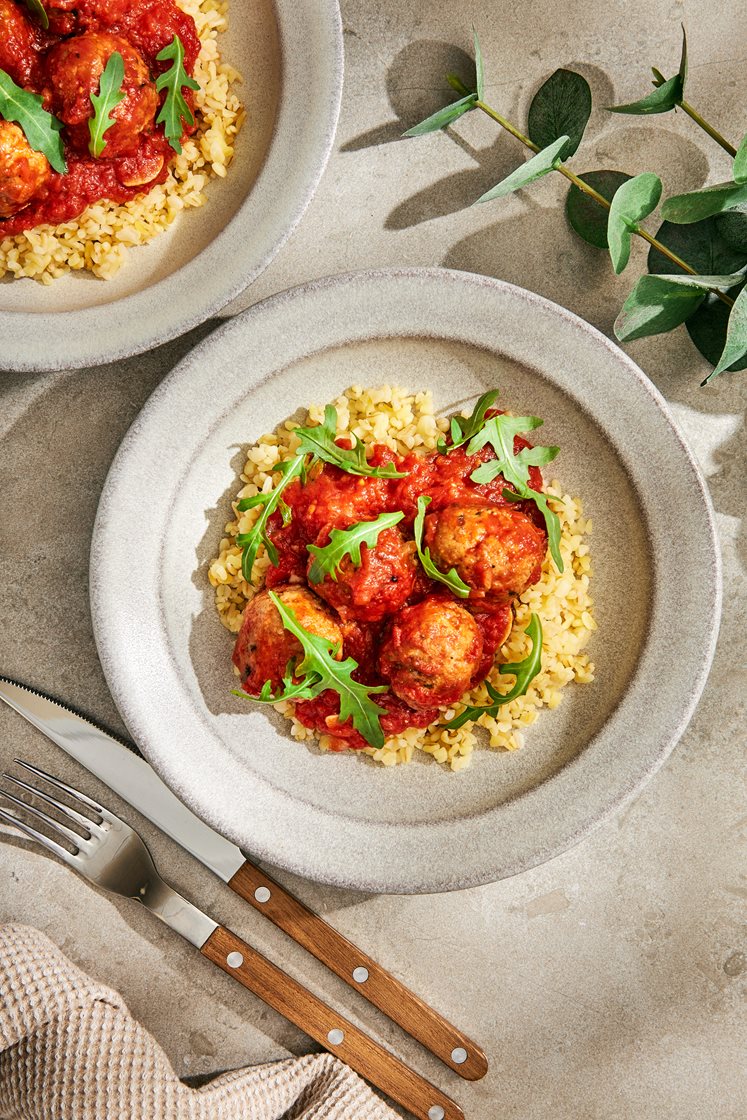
[0,674,488,1081]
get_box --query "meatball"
[0,122,51,219]
[233,585,343,695]
[0,0,40,86]
[378,596,483,710]
[309,526,418,622]
[424,504,546,604]
[46,32,158,157]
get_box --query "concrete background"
[1,1,745,1117]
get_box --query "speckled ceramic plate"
[90,268,721,894]
[0,0,342,373]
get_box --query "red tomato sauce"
[0,0,199,234]
[250,420,548,751]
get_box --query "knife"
[0,676,488,1081]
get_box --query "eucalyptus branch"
[446,73,733,306]
[650,70,737,156]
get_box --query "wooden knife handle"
[228,859,488,1081]
[202,924,463,1120]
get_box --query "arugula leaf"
[22,0,48,29]
[607,172,663,273]
[475,135,569,204]
[413,495,470,598]
[156,34,200,155]
[294,406,408,478]
[661,180,747,225]
[268,591,389,748]
[0,69,66,174]
[443,614,543,730]
[88,51,125,158]
[236,454,306,583]
[437,390,500,452]
[503,488,563,573]
[528,69,592,159]
[307,511,405,584]
[403,93,477,137]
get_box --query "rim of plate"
[90,267,722,893]
[0,0,343,373]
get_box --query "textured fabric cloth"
[0,924,399,1120]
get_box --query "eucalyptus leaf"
[715,209,747,252]
[641,271,746,291]
[565,169,632,248]
[686,290,747,375]
[661,180,747,224]
[607,171,662,273]
[403,93,477,137]
[473,28,484,101]
[705,284,747,381]
[608,72,682,115]
[527,69,591,158]
[475,135,569,204]
[648,218,747,275]
[733,133,747,184]
[614,275,706,341]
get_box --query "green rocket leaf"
[236,455,306,583]
[307,511,405,584]
[438,389,500,452]
[294,406,407,478]
[413,495,471,598]
[88,51,125,158]
[156,34,200,154]
[443,613,543,730]
[22,0,48,29]
[0,68,66,173]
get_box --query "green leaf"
[413,495,471,598]
[607,172,662,273]
[686,290,747,376]
[236,455,306,583]
[437,389,499,452]
[88,51,125,158]
[294,406,408,479]
[503,488,563,573]
[473,28,485,101]
[608,72,682,115]
[307,511,405,584]
[155,34,200,154]
[614,275,705,342]
[565,170,633,249]
[475,135,569,204]
[733,133,747,185]
[661,180,747,225]
[268,592,388,748]
[527,69,592,159]
[402,93,477,137]
[648,217,747,275]
[22,0,48,29]
[466,413,549,490]
[715,209,747,252]
[443,614,543,730]
[0,68,66,173]
[705,284,747,381]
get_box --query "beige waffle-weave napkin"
[0,923,400,1119]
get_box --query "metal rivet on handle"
[226,951,244,968]
[451,1047,468,1065]
[327,1028,345,1045]
[428,1107,445,1120]
[254,886,271,903]
[352,966,369,983]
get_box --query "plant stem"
[447,74,734,307]
[650,75,738,156]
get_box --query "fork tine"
[14,758,104,820]
[4,773,95,830]
[0,788,88,848]
[0,804,77,864]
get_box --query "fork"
[0,760,462,1120]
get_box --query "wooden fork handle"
[228,860,488,1081]
[202,924,463,1120]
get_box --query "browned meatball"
[46,32,158,157]
[424,504,546,604]
[0,0,40,86]
[309,527,418,622]
[233,585,343,695]
[378,596,483,710]
[0,122,51,219]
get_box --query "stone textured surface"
[1,0,745,1117]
